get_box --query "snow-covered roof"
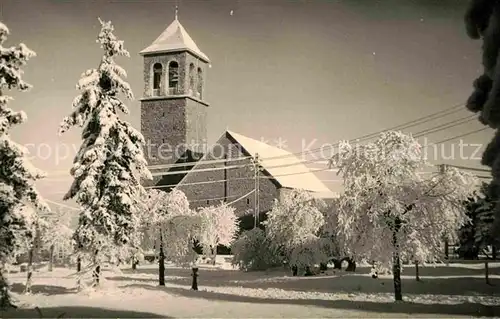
[226,130,335,195]
[139,18,210,63]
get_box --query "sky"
[0,0,492,206]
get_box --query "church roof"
[139,18,210,62]
[226,130,336,196]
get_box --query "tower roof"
[139,18,210,62]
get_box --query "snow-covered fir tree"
[328,131,478,301]
[197,203,239,265]
[0,21,49,308]
[58,18,151,287]
[458,181,495,259]
[263,189,326,274]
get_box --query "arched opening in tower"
[197,67,203,99]
[189,63,196,96]
[153,63,162,96]
[168,61,180,95]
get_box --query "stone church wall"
[176,132,280,218]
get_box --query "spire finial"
[175,5,179,20]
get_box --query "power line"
[412,115,476,138]
[260,103,467,162]
[41,122,486,186]
[43,157,332,181]
[42,103,467,177]
[42,104,475,182]
[257,111,475,164]
[226,189,255,206]
[45,199,80,211]
[45,166,336,195]
[429,127,489,145]
[147,156,252,171]
[446,164,490,173]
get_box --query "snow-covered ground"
[2,257,500,318]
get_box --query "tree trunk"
[345,257,357,272]
[131,256,137,270]
[212,246,217,266]
[93,264,100,287]
[392,218,403,301]
[415,261,420,281]
[48,245,54,272]
[444,238,449,265]
[24,248,34,294]
[92,250,100,287]
[76,256,82,290]
[291,265,298,276]
[191,267,199,290]
[159,233,165,286]
[0,266,14,310]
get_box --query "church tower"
[140,12,210,187]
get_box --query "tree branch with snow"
[263,189,327,272]
[0,21,49,308]
[57,18,151,286]
[328,131,478,301]
[197,203,239,265]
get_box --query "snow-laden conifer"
[0,21,49,308]
[458,182,495,259]
[58,18,151,287]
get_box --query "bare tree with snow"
[263,189,326,275]
[139,188,196,285]
[328,131,478,301]
[197,203,239,265]
[38,207,74,272]
[0,21,49,308]
[58,18,151,288]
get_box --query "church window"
[152,63,162,96]
[168,61,180,95]
[197,67,203,99]
[189,63,196,95]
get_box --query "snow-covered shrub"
[231,228,283,271]
[263,189,325,267]
[289,235,328,271]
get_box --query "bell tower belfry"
[140,12,210,181]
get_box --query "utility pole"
[440,164,450,265]
[224,153,228,202]
[256,153,261,226]
[252,153,261,228]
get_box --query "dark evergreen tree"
[464,0,500,239]
[458,182,495,259]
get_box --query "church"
[139,15,338,221]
